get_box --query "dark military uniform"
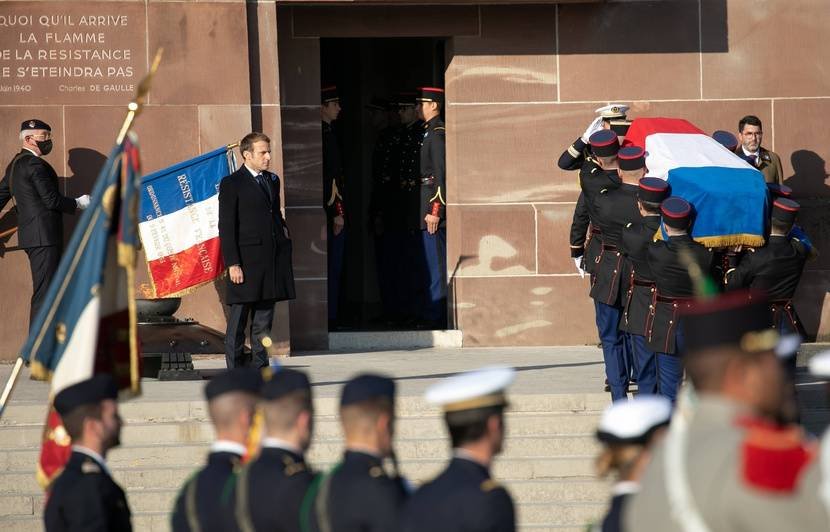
[591,183,640,307]
[400,456,515,532]
[619,214,661,395]
[417,101,447,324]
[44,450,132,532]
[558,136,590,171]
[171,446,244,532]
[570,162,621,274]
[322,119,347,323]
[304,451,407,532]
[233,445,315,532]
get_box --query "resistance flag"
[138,146,237,297]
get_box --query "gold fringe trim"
[36,462,64,491]
[653,231,766,248]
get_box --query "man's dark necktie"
[255,173,271,201]
[746,154,757,166]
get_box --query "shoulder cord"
[185,478,202,532]
[234,464,255,532]
[664,385,711,532]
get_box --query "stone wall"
[0,0,828,359]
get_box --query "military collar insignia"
[81,459,101,474]
[369,465,385,478]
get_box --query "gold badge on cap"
[28,121,36,128]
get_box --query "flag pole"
[0,48,164,421]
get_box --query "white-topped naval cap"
[808,350,830,377]
[595,103,630,119]
[596,395,672,444]
[425,365,516,412]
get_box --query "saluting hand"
[425,214,440,235]
[229,265,244,284]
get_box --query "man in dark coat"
[302,374,408,532]
[219,132,295,369]
[232,369,316,532]
[646,197,713,401]
[171,368,262,532]
[0,119,89,328]
[44,375,131,531]
[416,87,447,327]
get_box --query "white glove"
[573,256,586,279]
[75,194,91,210]
[581,116,605,143]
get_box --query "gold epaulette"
[81,460,101,474]
[480,479,500,492]
[282,455,307,477]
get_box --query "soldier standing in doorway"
[321,86,347,327]
[415,87,447,329]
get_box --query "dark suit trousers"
[225,300,275,369]
[25,245,61,330]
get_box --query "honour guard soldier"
[569,129,622,278]
[711,130,739,151]
[321,86,347,326]
[557,104,629,171]
[646,197,713,401]
[232,369,315,532]
[401,366,516,532]
[0,119,90,329]
[172,368,263,532]
[416,87,447,327]
[44,375,130,532]
[590,395,672,532]
[735,115,784,184]
[619,178,670,395]
[725,198,808,339]
[624,291,829,532]
[302,374,407,532]
[591,146,646,400]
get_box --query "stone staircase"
[0,391,611,531]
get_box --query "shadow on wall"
[785,150,830,199]
[63,147,107,247]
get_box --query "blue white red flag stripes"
[137,146,236,297]
[22,133,143,398]
[624,117,768,248]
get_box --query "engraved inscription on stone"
[0,4,147,104]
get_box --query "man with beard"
[44,375,130,531]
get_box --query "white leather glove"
[75,194,91,210]
[581,116,605,143]
[573,256,586,279]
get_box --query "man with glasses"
[735,115,783,184]
[0,119,89,329]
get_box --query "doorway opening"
[321,37,447,332]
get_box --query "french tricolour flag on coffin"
[624,117,769,248]
[138,146,237,297]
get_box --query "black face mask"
[35,139,52,156]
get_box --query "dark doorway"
[321,37,446,331]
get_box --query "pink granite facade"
[0,0,828,358]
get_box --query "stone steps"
[0,411,602,447]
[0,390,612,531]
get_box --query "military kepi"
[660,196,692,229]
[767,183,793,198]
[425,365,515,413]
[638,177,669,204]
[205,368,263,401]
[681,290,778,355]
[588,129,619,157]
[340,374,395,406]
[771,198,799,225]
[712,130,738,151]
[596,396,672,445]
[416,87,444,106]
[321,85,339,104]
[54,374,118,417]
[21,119,51,132]
[618,146,646,171]
[261,368,311,401]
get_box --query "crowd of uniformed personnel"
[321,87,447,329]
[563,106,811,406]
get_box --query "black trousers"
[225,300,275,369]
[25,245,61,330]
